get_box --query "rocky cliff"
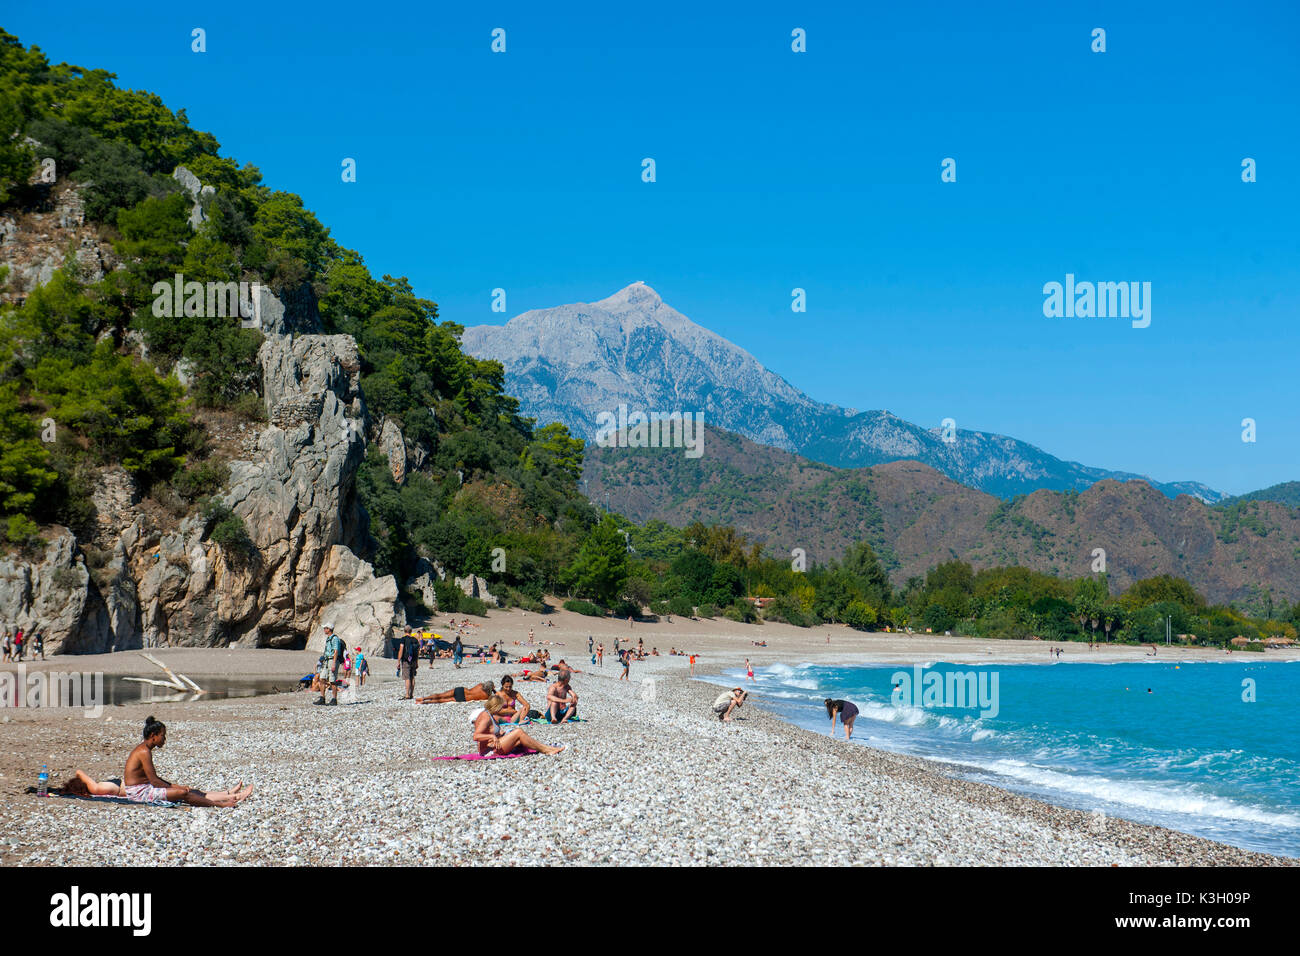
[0,171,407,657]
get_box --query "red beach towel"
[432,749,539,761]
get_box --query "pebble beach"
[0,610,1292,867]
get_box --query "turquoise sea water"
[706,660,1300,857]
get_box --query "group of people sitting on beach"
[417,664,579,724]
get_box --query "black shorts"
[453,686,466,703]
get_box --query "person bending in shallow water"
[123,716,254,806]
[417,681,495,705]
[471,695,564,756]
[825,698,859,741]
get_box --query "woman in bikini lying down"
[471,695,564,756]
[416,681,495,704]
[119,716,255,807]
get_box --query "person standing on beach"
[1,629,10,662]
[588,635,593,658]
[689,653,697,676]
[825,698,859,741]
[31,628,44,660]
[396,626,420,700]
[745,658,755,683]
[315,625,344,706]
[619,648,630,681]
[12,626,22,661]
[597,643,603,668]
[453,635,464,669]
[355,647,369,687]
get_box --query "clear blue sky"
[6,1,1298,494]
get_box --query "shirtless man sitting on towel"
[60,769,248,804]
[546,673,579,723]
[123,716,254,807]
[416,681,495,705]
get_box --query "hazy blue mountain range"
[462,282,1227,502]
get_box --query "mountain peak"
[597,281,662,310]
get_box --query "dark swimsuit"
[837,700,859,721]
[453,686,466,703]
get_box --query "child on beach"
[745,658,755,682]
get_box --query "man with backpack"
[315,624,345,706]
[396,626,421,700]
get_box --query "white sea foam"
[973,759,1300,829]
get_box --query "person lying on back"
[417,681,496,705]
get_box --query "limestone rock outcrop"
[1,285,406,655]
[454,574,498,608]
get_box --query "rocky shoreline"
[0,645,1288,867]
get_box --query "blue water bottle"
[37,764,49,798]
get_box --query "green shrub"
[611,599,640,620]
[51,566,82,590]
[434,580,461,614]
[698,603,719,619]
[230,391,267,422]
[203,500,254,566]
[844,600,880,631]
[667,594,695,617]
[563,598,606,617]
[723,602,757,623]
[459,595,489,617]
[650,600,671,616]
[497,585,547,614]
[764,595,818,628]
[172,460,229,502]
[5,513,42,549]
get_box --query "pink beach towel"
[432,749,539,761]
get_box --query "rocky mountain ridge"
[464,282,1226,502]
